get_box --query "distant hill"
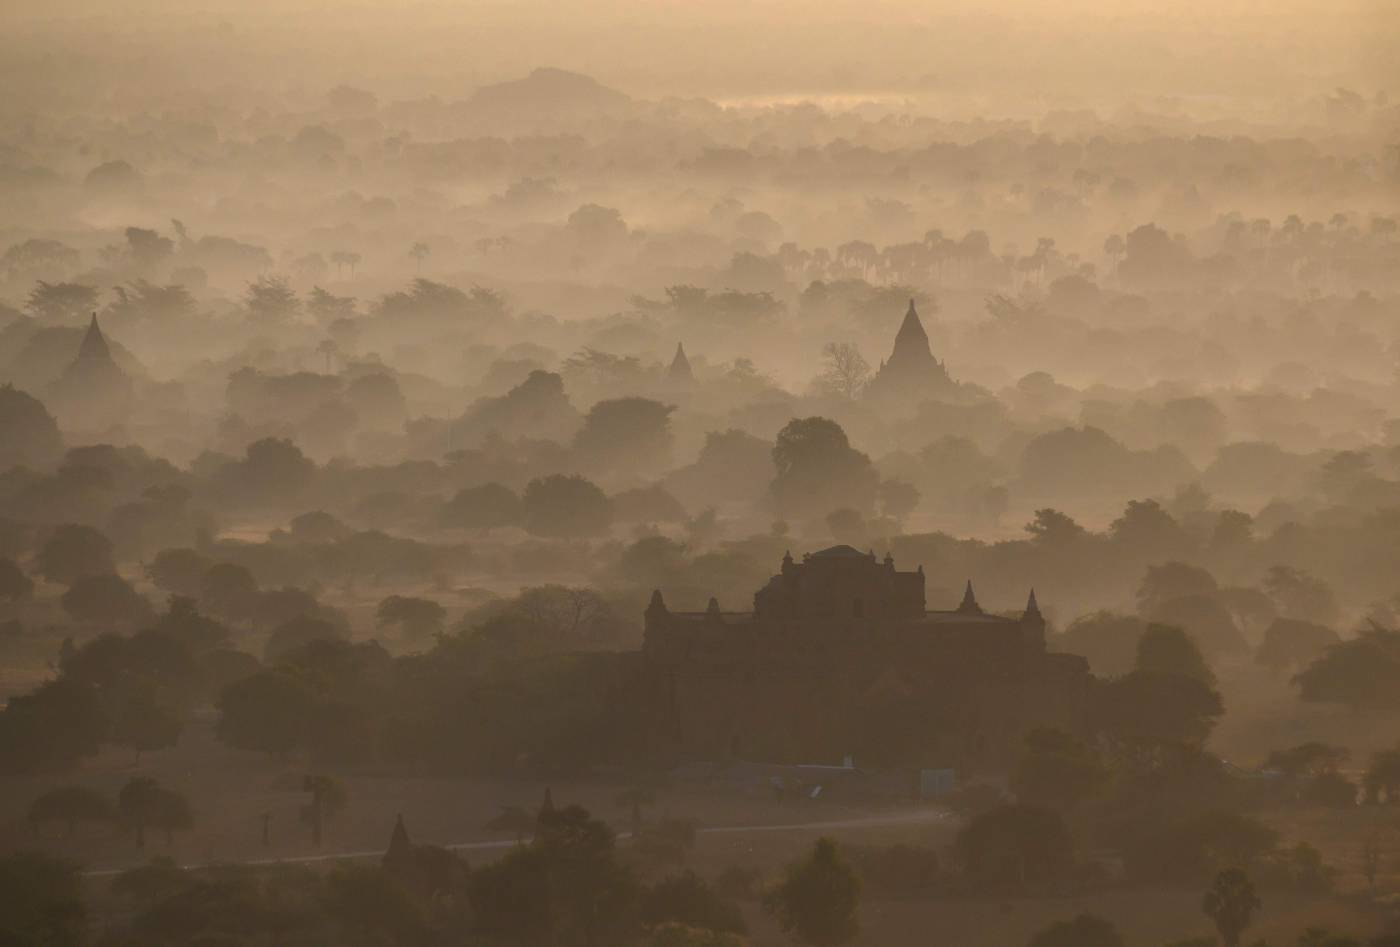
[466,67,631,115]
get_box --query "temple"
[864,299,956,403]
[49,313,134,431]
[666,342,693,385]
[642,546,1089,768]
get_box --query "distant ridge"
[467,68,631,114]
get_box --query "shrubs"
[952,805,1073,891]
[1028,913,1123,947]
[763,837,861,947]
[1121,810,1277,883]
[848,843,939,898]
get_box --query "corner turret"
[644,588,670,638]
[383,813,413,867]
[1021,588,1046,649]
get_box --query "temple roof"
[808,544,871,559]
[667,342,693,382]
[891,299,931,358]
[77,313,113,363]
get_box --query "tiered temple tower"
[864,299,955,403]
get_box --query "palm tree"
[1202,868,1260,947]
[409,242,431,272]
[315,339,339,373]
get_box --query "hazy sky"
[0,0,1392,114]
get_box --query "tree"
[1257,619,1340,671]
[0,679,107,772]
[124,226,174,267]
[244,275,299,322]
[61,573,153,625]
[28,785,116,837]
[825,507,867,545]
[1026,508,1088,547]
[376,595,447,646]
[642,871,746,935]
[470,803,637,946]
[1110,499,1192,560]
[409,242,431,271]
[1202,868,1260,947]
[1011,728,1107,812]
[762,837,860,947]
[301,774,348,846]
[215,670,316,756]
[878,480,920,521]
[264,615,347,663]
[952,805,1073,890]
[1138,562,1218,614]
[199,561,260,621]
[566,203,628,248]
[1294,629,1400,709]
[814,343,871,399]
[146,548,213,597]
[573,398,676,474]
[1264,565,1339,625]
[330,250,362,277]
[1056,612,1146,677]
[3,238,79,280]
[27,281,98,321]
[110,692,183,763]
[236,437,317,501]
[771,417,879,518]
[613,485,689,524]
[472,585,622,656]
[0,557,32,602]
[37,523,115,585]
[315,338,339,373]
[1364,749,1400,804]
[0,385,64,469]
[1096,671,1224,749]
[635,818,699,867]
[1028,914,1123,947]
[0,852,85,947]
[1264,742,1349,779]
[1125,810,1277,882]
[442,482,523,531]
[522,474,614,538]
[1135,624,1216,686]
[307,286,357,322]
[118,777,193,847]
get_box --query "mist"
[0,2,1399,946]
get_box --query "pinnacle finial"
[1024,588,1042,619]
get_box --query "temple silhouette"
[642,546,1090,767]
[49,313,133,432]
[666,342,693,385]
[864,299,957,403]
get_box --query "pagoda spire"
[667,342,693,383]
[77,312,113,363]
[957,580,983,615]
[891,298,931,359]
[384,813,412,863]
